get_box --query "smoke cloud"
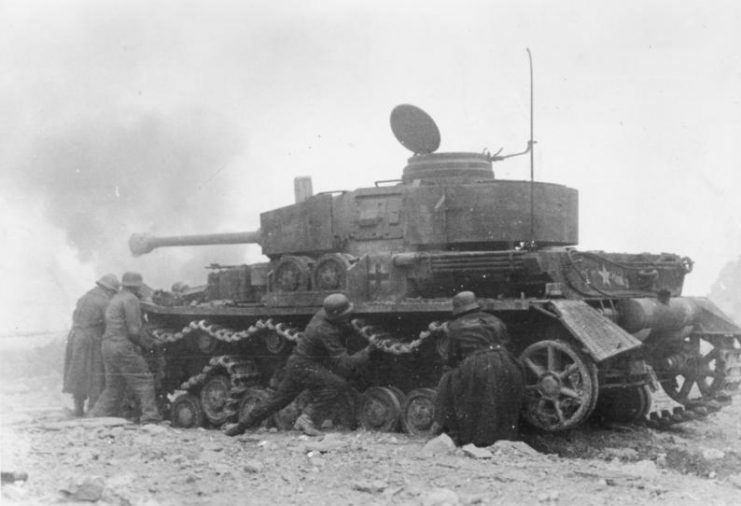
[11,107,249,290]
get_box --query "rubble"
[2,374,741,505]
[351,480,387,493]
[421,434,456,456]
[421,487,460,506]
[461,444,493,459]
[60,476,105,502]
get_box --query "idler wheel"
[357,386,404,432]
[199,374,233,427]
[274,255,314,292]
[519,339,599,431]
[659,336,726,405]
[311,253,354,290]
[401,388,437,436]
[170,393,205,428]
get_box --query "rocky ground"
[2,339,741,505]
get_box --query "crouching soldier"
[225,293,370,437]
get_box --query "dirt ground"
[2,339,741,506]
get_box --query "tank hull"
[128,112,741,432]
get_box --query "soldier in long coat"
[434,291,525,446]
[63,274,120,416]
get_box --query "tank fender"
[685,297,741,336]
[543,300,642,362]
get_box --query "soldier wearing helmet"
[225,293,370,437]
[63,274,120,416]
[88,272,162,423]
[433,291,524,446]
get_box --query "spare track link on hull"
[351,319,446,355]
[151,318,303,346]
[152,318,447,356]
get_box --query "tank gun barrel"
[129,230,262,256]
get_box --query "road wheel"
[274,256,313,292]
[170,393,205,428]
[199,374,233,427]
[311,253,354,290]
[238,387,272,427]
[401,388,437,436]
[357,386,404,432]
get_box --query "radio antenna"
[527,48,536,249]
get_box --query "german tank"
[132,104,741,433]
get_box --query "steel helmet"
[96,274,120,292]
[121,271,144,288]
[451,291,480,316]
[323,293,354,321]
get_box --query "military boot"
[294,413,323,437]
[73,396,85,418]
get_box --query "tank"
[133,104,741,433]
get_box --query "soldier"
[225,293,370,437]
[433,291,525,446]
[88,272,162,423]
[63,274,120,416]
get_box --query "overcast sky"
[1,0,740,332]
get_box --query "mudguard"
[546,299,642,362]
[687,297,741,336]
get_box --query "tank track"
[159,317,740,432]
[156,318,445,428]
[644,345,741,429]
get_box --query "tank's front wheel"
[519,339,599,431]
